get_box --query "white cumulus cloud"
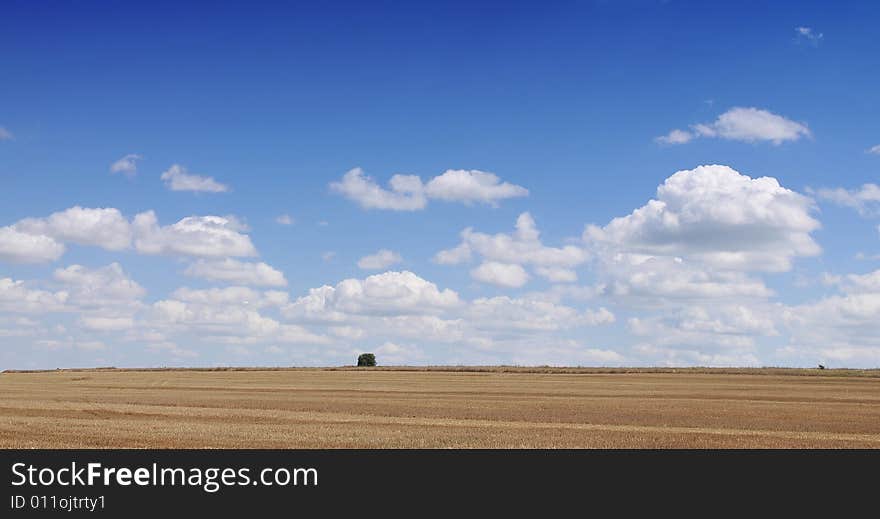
[330,167,528,210]
[811,183,880,217]
[0,226,65,263]
[657,107,811,145]
[584,165,821,272]
[282,271,461,321]
[357,249,402,270]
[133,211,257,258]
[14,206,133,251]
[423,169,529,206]
[471,262,530,288]
[435,212,587,286]
[184,258,287,287]
[330,168,426,210]
[161,164,229,193]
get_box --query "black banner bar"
[3,450,876,515]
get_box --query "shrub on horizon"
[357,353,376,367]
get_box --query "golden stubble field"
[1,367,879,448]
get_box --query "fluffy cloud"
[0,226,65,263]
[357,249,402,270]
[330,168,426,210]
[423,169,528,206]
[627,304,779,366]
[436,212,587,286]
[53,263,146,333]
[868,144,880,155]
[275,214,294,225]
[783,270,880,366]
[599,255,773,302]
[657,107,811,145]
[14,206,133,251]
[149,284,326,346]
[277,270,615,364]
[110,154,142,177]
[0,207,262,263]
[133,211,257,257]
[469,296,614,331]
[0,207,132,263]
[54,263,145,307]
[811,183,880,217]
[534,266,579,283]
[169,286,287,309]
[471,262,530,288]
[655,129,694,145]
[282,271,461,321]
[161,164,229,193]
[152,299,281,338]
[184,258,287,287]
[330,167,527,210]
[0,263,145,327]
[0,127,13,141]
[0,277,69,313]
[585,165,820,272]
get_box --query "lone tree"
[357,353,376,367]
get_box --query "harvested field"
[1,368,879,448]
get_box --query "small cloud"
[321,251,336,262]
[656,107,810,146]
[795,26,823,46]
[357,249,402,270]
[867,144,880,155]
[317,221,329,227]
[810,184,880,217]
[276,214,294,225]
[470,261,530,288]
[330,167,528,211]
[160,164,229,193]
[0,127,13,141]
[110,154,143,177]
[655,129,695,145]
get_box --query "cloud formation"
[812,184,880,217]
[133,212,257,258]
[357,249,403,270]
[110,154,143,177]
[0,207,132,263]
[436,212,587,286]
[656,107,811,145]
[585,165,821,272]
[783,268,880,365]
[471,262,530,288]
[0,207,261,264]
[161,164,229,193]
[184,258,288,287]
[330,168,528,211]
[282,271,461,321]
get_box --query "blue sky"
[1,0,879,369]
